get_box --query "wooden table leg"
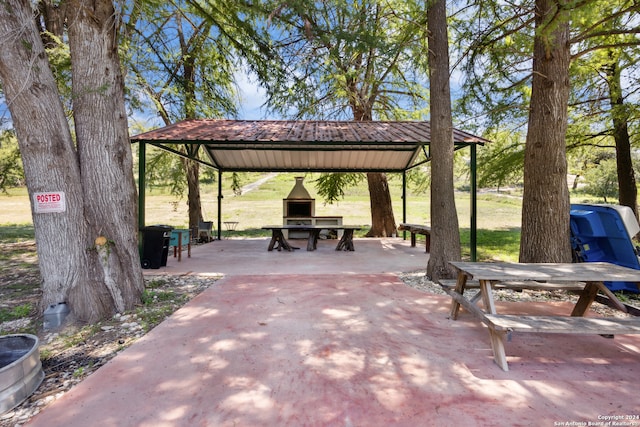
[268,229,298,252]
[307,229,320,251]
[449,272,467,320]
[479,279,510,370]
[267,230,279,251]
[479,280,497,314]
[571,282,600,316]
[488,329,510,371]
[187,231,191,258]
[335,229,355,251]
[594,282,628,313]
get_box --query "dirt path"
[238,172,278,195]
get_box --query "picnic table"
[443,261,640,371]
[262,225,361,252]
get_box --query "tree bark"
[66,0,144,320]
[426,0,461,281]
[179,15,205,232]
[365,172,396,237]
[0,0,92,312]
[183,158,204,230]
[0,0,144,323]
[519,0,572,263]
[604,57,638,220]
[37,0,67,45]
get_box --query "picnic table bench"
[444,261,640,371]
[398,223,430,252]
[262,225,361,252]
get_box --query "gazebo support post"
[470,143,477,261]
[217,169,223,240]
[402,171,407,240]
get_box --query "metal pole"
[217,169,223,240]
[470,143,478,261]
[402,171,407,240]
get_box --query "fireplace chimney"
[287,176,312,199]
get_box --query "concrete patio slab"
[26,239,640,426]
[153,237,429,276]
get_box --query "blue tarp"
[570,204,640,293]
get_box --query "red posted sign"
[33,192,66,213]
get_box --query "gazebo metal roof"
[131,119,487,260]
[131,119,488,172]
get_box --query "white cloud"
[236,68,270,120]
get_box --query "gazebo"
[130,119,488,260]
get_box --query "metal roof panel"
[132,119,488,172]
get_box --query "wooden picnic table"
[444,261,640,371]
[262,225,361,252]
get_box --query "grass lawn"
[0,172,524,261]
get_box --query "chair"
[197,221,214,243]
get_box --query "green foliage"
[42,31,73,116]
[144,150,182,195]
[73,366,86,378]
[231,172,242,196]
[406,165,431,194]
[137,288,187,331]
[476,131,525,188]
[0,131,24,192]
[145,279,167,290]
[451,1,534,131]
[121,0,264,123]
[0,224,35,242]
[460,228,521,262]
[141,289,178,305]
[314,173,364,204]
[0,304,32,323]
[451,0,639,225]
[262,0,430,120]
[582,158,619,202]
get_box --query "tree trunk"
[604,57,638,220]
[0,0,93,313]
[37,0,67,45]
[352,97,396,237]
[183,158,204,230]
[66,0,145,321]
[519,0,572,263]
[365,173,396,237]
[180,17,205,233]
[426,0,461,281]
[0,0,144,323]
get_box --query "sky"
[235,70,270,120]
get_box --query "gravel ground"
[0,274,219,427]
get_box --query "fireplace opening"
[286,201,312,217]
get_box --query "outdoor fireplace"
[283,177,315,220]
[283,177,342,238]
